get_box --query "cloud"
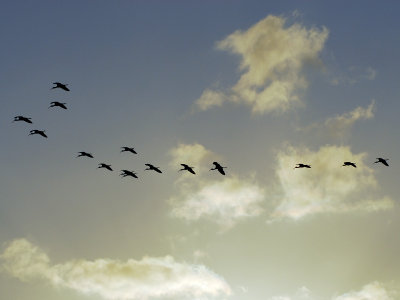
[1,239,232,300]
[333,282,394,300]
[195,15,329,114]
[303,100,375,140]
[330,66,377,86]
[270,144,393,221]
[168,143,265,229]
[268,282,395,300]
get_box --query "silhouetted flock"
[12,82,389,180]
[12,82,229,179]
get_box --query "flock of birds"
[12,82,390,179]
[12,82,228,179]
[294,158,389,169]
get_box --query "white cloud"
[333,282,393,300]
[168,143,265,229]
[333,281,394,300]
[195,15,329,114]
[1,239,232,300]
[269,282,395,300]
[270,144,393,221]
[304,101,375,140]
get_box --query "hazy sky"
[1,1,400,300]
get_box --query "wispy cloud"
[1,239,232,300]
[168,143,265,230]
[330,66,377,86]
[303,100,375,140]
[269,144,393,221]
[195,15,328,114]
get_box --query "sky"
[1,1,400,299]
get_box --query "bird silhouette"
[13,116,32,124]
[98,163,113,171]
[145,164,162,173]
[49,101,67,109]
[121,146,137,154]
[343,161,357,168]
[29,129,47,138]
[210,162,226,175]
[375,157,389,166]
[52,82,70,91]
[77,152,94,158]
[294,163,311,169]
[120,170,138,178]
[179,163,196,174]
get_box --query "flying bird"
[29,129,47,138]
[51,82,70,91]
[343,161,357,168]
[121,146,137,154]
[13,116,32,124]
[120,170,138,178]
[98,163,113,171]
[77,152,94,158]
[375,157,389,166]
[210,161,226,175]
[49,101,67,109]
[179,163,196,174]
[145,164,162,173]
[294,163,311,169]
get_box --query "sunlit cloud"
[333,282,394,300]
[303,100,375,140]
[1,239,232,300]
[269,282,395,300]
[269,144,393,221]
[169,143,265,229]
[195,15,329,114]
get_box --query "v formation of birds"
[13,82,390,180]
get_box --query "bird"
[294,163,311,169]
[179,163,196,174]
[49,101,67,109]
[343,161,357,168]
[98,163,113,171]
[13,116,32,124]
[29,129,47,138]
[121,146,137,154]
[145,164,162,173]
[51,82,70,91]
[374,157,389,166]
[210,161,226,175]
[77,152,94,158]
[120,170,138,178]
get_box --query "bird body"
[52,82,70,91]
[179,163,196,174]
[120,170,138,178]
[343,161,357,168]
[98,163,113,171]
[145,164,162,173]
[13,116,32,124]
[294,163,311,169]
[121,146,137,154]
[29,130,47,138]
[210,161,226,175]
[375,158,389,166]
[49,101,67,109]
[77,152,94,158]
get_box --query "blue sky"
[1,1,400,300]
